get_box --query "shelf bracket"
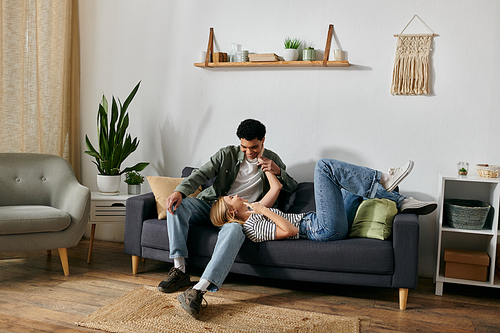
[205,27,214,67]
[322,24,334,67]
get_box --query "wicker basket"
[444,199,491,230]
[476,164,500,178]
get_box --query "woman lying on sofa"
[210,157,436,242]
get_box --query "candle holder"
[302,48,315,61]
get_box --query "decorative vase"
[282,49,299,61]
[96,175,121,195]
[128,184,141,195]
[302,49,316,61]
[229,43,237,62]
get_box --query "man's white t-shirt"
[227,156,262,202]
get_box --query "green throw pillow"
[349,198,398,240]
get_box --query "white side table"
[87,192,138,263]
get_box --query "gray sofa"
[124,167,419,310]
[0,153,91,276]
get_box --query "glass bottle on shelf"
[236,44,242,62]
[229,43,237,62]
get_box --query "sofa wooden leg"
[58,248,70,277]
[399,288,408,310]
[47,250,51,256]
[132,255,140,274]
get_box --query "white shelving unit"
[435,175,500,295]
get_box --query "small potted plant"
[457,162,469,178]
[282,37,302,61]
[124,171,145,195]
[302,46,315,61]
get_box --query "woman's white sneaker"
[400,197,437,215]
[382,160,414,192]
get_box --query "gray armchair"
[0,153,90,276]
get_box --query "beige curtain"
[0,0,81,179]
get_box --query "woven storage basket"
[477,169,499,178]
[476,165,500,178]
[444,199,491,230]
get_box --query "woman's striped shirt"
[243,208,305,242]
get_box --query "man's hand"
[166,191,183,215]
[258,156,281,176]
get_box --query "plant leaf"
[120,162,150,175]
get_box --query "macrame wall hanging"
[391,15,436,95]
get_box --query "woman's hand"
[257,146,281,175]
[247,201,299,239]
[246,201,268,215]
[258,156,281,175]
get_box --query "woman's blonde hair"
[210,197,245,227]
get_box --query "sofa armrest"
[124,192,157,256]
[391,213,419,289]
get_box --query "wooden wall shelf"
[194,60,350,68]
[195,25,350,69]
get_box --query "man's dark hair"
[236,119,266,141]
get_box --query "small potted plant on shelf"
[457,162,469,178]
[282,37,302,61]
[302,46,315,61]
[124,171,144,195]
[84,81,149,195]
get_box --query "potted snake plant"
[85,81,149,195]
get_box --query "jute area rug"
[76,285,359,333]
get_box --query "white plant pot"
[97,175,121,195]
[282,49,299,61]
[128,184,141,195]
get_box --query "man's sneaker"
[400,197,437,215]
[157,267,191,293]
[383,160,414,192]
[177,287,208,316]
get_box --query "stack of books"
[248,53,279,62]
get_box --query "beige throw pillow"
[147,176,202,219]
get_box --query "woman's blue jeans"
[299,158,406,241]
[166,197,245,292]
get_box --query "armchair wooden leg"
[87,223,96,264]
[47,250,51,256]
[58,248,70,277]
[399,288,408,310]
[132,255,140,275]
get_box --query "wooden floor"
[1,239,499,333]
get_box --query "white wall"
[79,0,500,277]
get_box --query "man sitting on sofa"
[158,118,298,316]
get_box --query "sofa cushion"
[349,198,398,240]
[181,167,215,190]
[141,219,170,250]
[279,182,316,213]
[0,205,71,235]
[147,176,202,219]
[185,224,394,275]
